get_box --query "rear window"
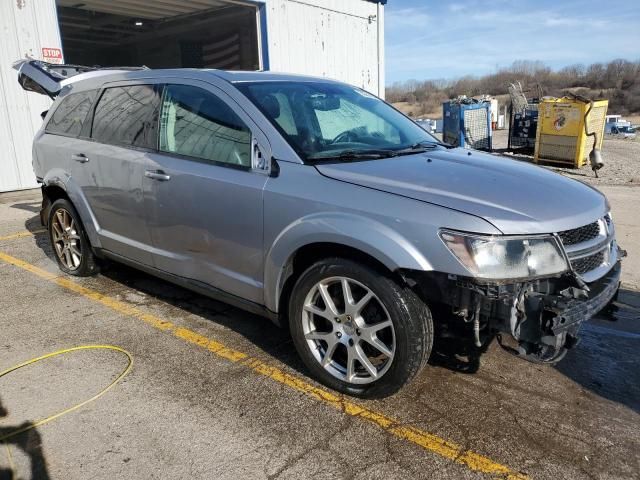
[91,85,160,149]
[45,90,96,137]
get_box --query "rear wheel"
[48,199,98,276]
[289,258,432,397]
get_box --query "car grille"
[570,251,606,275]
[556,215,616,281]
[558,221,600,246]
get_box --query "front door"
[145,81,270,304]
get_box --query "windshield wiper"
[411,140,454,149]
[390,140,454,157]
[309,149,398,162]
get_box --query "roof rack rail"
[13,58,152,99]
[13,59,149,81]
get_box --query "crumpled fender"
[42,169,102,248]
[263,211,432,312]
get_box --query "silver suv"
[15,60,623,397]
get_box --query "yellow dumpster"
[534,97,608,168]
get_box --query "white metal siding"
[0,0,61,192]
[0,0,384,192]
[264,0,383,96]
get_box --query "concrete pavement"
[0,187,638,480]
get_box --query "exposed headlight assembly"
[439,229,568,280]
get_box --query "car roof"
[65,68,343,92]
[211,69,341,84]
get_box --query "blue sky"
[384,0,640,84]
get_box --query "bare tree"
[386,58,640,115]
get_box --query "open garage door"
[56,0,262,70]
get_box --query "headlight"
[439,229,568,280]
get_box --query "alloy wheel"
[51,208,82,270]
[301,276,396,384]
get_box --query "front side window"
[238,82,439,161]
[45,90,96,137]
[159,84,251,168]
[91,85,159,149]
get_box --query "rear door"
[35,87,97,170]
[144,81,271,304]
[80,82,161,265]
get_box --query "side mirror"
[252,137,278,177]
[252,137,267,170]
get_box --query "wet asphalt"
[0,188,638,480]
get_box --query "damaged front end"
[407,216,624,364]
[474,259,620,363]
[409,258,622,364]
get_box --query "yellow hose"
[0,345,133,477]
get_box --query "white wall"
[0,0,384,192]
[0,0,61,192]
[264,0,384,97]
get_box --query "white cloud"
[544,16,609,28]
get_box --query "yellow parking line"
[0,229,45,242]
[0,245,528,479]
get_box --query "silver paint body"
[28,68,611,314]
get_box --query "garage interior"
[56,0,261,70]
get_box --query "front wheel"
[289,258,432,398]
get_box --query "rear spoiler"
[13,59,149,99]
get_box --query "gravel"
[435,129,640,187]
[495,130,640,186]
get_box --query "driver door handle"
[145,169,171,181]
[72,153,89,163]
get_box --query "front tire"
[289,258,432,398]
[48,199,99,277]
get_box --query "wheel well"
[41,185,70,226]
[277,242,400,321]
[43,184,69,203]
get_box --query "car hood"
[315,148,607,234]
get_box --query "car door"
[144,81,271,305]
[81,82,161,265]
[35,88,98,197]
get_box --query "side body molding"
[263,212,432,313]
[42,169,102,248]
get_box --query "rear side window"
[45,91,96,137]
[159,84,251,168]
[91,85,160,149]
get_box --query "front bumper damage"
[405,254,623,364]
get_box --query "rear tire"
[289,258,432,398]
[48,199,99,277]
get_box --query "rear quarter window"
[45,90,97,137]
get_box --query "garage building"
[0,0,386,192]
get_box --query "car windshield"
[237,81,441,162]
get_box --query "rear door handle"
[145,170,171,181]
[72,153,89,163]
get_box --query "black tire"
[289,258,432,398]
[48,198,99,277]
